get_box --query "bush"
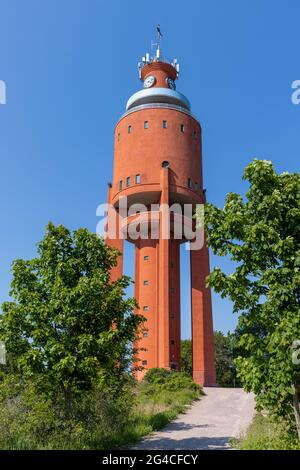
[143,367,201,392]
[137,368,202,413]
[143,367,172,385]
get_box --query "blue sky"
[0,0,299,338]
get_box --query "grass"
[234,413,300,450]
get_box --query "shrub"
[143,367,201,392]
[143,368,172,384]
[139,368,202,410]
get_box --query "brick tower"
[106,36,216,386]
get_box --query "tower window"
[195,182,198,191]
[171,340,175,345]
[117,133,120,141]
[126,176,130,187]
[194,130,197,139]
[162,120,167,129]
[144,121,148,129]
[143,280,149,286]
[144,255,149,261]
[142,360,148,366]
[128,125,132,134]
[181,124,185,133]
[119,180,123,190]
[170,287,175,293]
[143,306,149,311]
[188,178,192,189]
[135,174,140,184]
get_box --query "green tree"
[181,334,240,386]
[0,223,143,417]
[180,339,192,376]
[202,160,300,439]
[214,331,240,387]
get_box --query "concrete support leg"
[158,166,170,369]
[190,245,216,386]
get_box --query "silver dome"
[126,88,191,112]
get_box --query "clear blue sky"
[0,0,299,338]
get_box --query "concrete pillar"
[158,166,170,368]
[190,244,216,386]
[169,238,181,370]
[134,238,159,380]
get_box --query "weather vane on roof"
[156,24,163,44]
[151,24,163,60]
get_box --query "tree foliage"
[214,331,240,387]
[181,334,240,387]
[0,223,143,416]
[202,160,300,437]
[180,339,192,376]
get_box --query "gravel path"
[132,388,255,450]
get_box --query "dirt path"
[132,388,255,450]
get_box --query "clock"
[166,77,176,90]
[143,75,156,89]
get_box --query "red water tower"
[106,38,216,386]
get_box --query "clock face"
[143,75,156,89]
[166,77,176,90]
